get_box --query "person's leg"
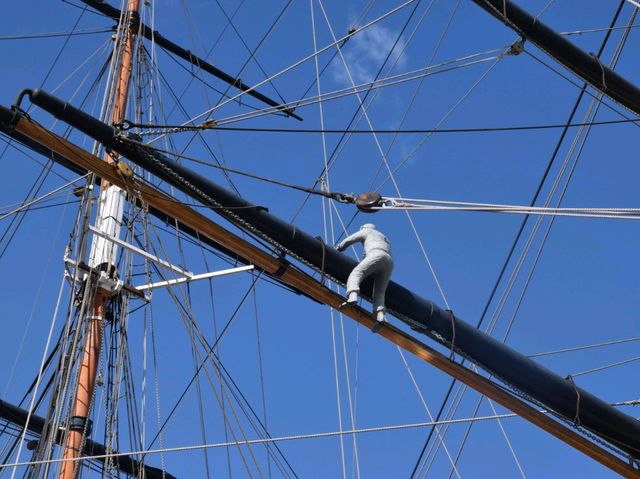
[372,255,393,321]
[342,255,377,306]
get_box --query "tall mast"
[59,1,140,478]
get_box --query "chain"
[135,126,198,136]
[115,119,213,137]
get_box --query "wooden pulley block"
[116,160,134,179]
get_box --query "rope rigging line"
[529,336,640,358]
[147,0,419,137]
[561,24,640,36]
[0,174,88,221]
[397,348,462,479]
[291,0,438,228]
[569,355,640,379]
[2,397,635,471]
[209,0,294,108]
[373,58,503,193]
[134,48,506,131]
[0,27,113,41]
[318,6,374,474]
[310,3,349,476]
[137,228,270,477]
[121,137,356,204]
[138,46,243,197]
[363,197,640,220]
[211,53,504,126]
[523,49,640,124]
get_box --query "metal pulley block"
[355,192,382,213]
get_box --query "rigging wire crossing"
[92,139,640,222]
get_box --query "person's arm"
[335,230,365,251]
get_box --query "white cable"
[310,1,349,476]
[211,53,503,127]
[0,174,88,221]
[149,0,419,136]
[398,348,462,479]
[0,412,541,470]
[570,355,640,378]
[624,0,640,10]
[372,197,640,220]
[529,336,640,358]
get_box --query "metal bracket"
[88,225,193,278]
[64,255,146,300]
[134,264,255,291]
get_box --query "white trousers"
[346,251,393,312]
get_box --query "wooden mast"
[59,1,140,478]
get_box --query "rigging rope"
[529,336,640,358]
[0,174,88,221]
[363,197,640,220]
[148,0,419,137]
[122,138,356,203]
[0,27,113,41]
[120,116,640,136]
[1,398,634,471]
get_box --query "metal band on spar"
[22,88,640,459]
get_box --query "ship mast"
[58,1,140,478]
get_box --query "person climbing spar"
[335,224,393,322]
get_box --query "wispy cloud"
[332,25,407,85]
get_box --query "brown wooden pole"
[11,117,639,478]
[59,1,139,478]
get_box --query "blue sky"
[1,1,639,477]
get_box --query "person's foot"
[339,291,359,309]
[339,301,351,310]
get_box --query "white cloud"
[332,24,407,85]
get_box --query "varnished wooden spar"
[4,113,639,478]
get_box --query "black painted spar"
[24,88,640,459]
[471,0,640,116]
